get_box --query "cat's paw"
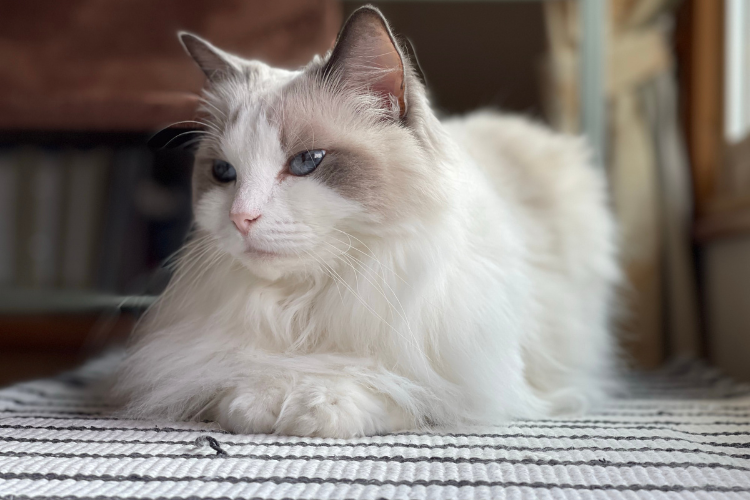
[274,376,397,438]
[213,379,287,434]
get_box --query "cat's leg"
[212,374,290,434]
[212,370,411,437]
[274,374,411,438]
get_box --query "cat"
[114,5,620,438]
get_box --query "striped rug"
[1,356,750,499]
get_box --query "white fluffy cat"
[115,6,620,437]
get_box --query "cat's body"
[115,7,619,437]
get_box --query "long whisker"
[326,247,417,350]
[331,228,409,284]
[148,233,216,318]
[178,137,205,150]
[302,249,344,306]
[166,233,217,278]
[329,250,397,320]
[162,130,217,149]
[304,248,404,340]
[340,251,418,347]
[161,236,223,306]
[173,246,225,313]
[304,249,348,302]
[198,95,228,119]
[315,226,409,287]
[330,240,388,284]
[160,120,220,133]
[168,242,218,293]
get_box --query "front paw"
[274,376,395,438]
[213,380,287,434]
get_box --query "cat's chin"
[234,251,304,282]
[240,260,289,281]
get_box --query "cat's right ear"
[179,32,242,82]
[322,6,408,119]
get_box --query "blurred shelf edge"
[695,207,750,242]
[0,290,139,383]
[693,137,750,242]
[0,92,199,132]
[0,291,148,368]
[0,289,157,315]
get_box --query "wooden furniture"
[677,0,750,242]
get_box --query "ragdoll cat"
[115,6,620,438]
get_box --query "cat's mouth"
[242,243,287,259]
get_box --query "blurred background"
[0,0,747,384]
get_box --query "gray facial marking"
[309,149,383,210]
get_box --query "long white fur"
[115,16,620,438]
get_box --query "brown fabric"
[543,0,701,368]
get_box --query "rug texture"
[1,357,749,499]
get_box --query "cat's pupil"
[289,150,326,176]
[212,160,236,183]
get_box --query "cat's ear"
[179,32,242,82]
[323,6,407,118]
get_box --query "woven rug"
[1,357,750,499]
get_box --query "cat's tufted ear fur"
[323,6,407,118]
[179,32,242,82]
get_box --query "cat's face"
[183,8,444,280]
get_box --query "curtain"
[543,0,701,368]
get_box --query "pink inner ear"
[343,23,406,117]
[326,8,408,117]
[368,42,406,116]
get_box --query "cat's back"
[442,109,615,280]
[442,110,602,212]
[443,111,618,409]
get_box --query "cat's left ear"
[323,6,407,118]
[179,32,242,82]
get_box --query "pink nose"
[230,212,261,235]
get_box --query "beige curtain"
[543,0,701,368]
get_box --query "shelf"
[0,92,199,132]
[0,290,156,315]
[0,290,147,353]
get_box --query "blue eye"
[289,150,325,176]
[212,160,236,183]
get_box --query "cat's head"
[182,6,447,281]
